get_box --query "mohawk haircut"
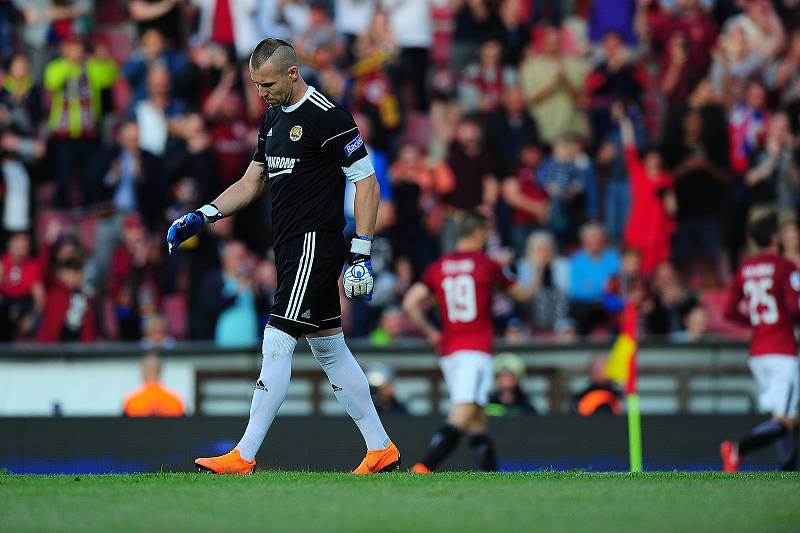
[250,38,298,72]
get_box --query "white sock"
[308,333,391,450]
[235,327,297,461]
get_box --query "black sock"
[468,433,497,472]
[739,420,788,456]
[420,424,461,470]
[776,428,798,471]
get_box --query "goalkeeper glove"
[166,204,223,254]
[343,235,374,300]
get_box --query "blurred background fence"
[0,338,755,416]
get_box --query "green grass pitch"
[2,471,800,532]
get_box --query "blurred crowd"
[1,0,799,345]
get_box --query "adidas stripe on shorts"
[268,230,345,337]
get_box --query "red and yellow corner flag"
[604,298,643,472]
[605,299,639,394]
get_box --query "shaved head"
[249,38,306,107]
[250,38,298,72]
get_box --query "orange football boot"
[410,463,431,474]
[353,442,400,474]
[195,449,255,474]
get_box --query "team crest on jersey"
[289,125,303,141]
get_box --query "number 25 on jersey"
[743,278,779,325]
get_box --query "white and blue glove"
[166,204,223,254]
[343,236,374,300]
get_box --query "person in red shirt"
[36,258,96,343]
[0,232,44,340]
[501,141,550,258]
[107,215,161,340]
[616,104,676,276]
[402,212,533,472]
[721,213,800,472]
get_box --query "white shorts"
[439,351,494,406]
[748,355,800,418]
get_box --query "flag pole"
[605,298,644,472]
[625,302,642,473]
[627,392,643,472]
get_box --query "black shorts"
[268,230,345,337]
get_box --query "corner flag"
[604,299,643,472]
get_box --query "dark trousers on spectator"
[569,300,608,336]
[50,137,104,208]
[392,47,430,112]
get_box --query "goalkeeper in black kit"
[167,38,399,474]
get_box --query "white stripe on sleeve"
[342,156,375,183]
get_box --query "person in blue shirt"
[568,223,621,335]
[537,136,599,247]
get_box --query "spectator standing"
[389,142,449,276]
[720,0,785,61]
[450,0,503,74]
[618,105,676,276]
[123,352,185,417]
[596,104,646,245]
[651,0,718,103]
[484,85,539,179]
[458,39,517,114]
[643,261,700,337]
[107,216,161,340]
[567,223,621,336]
[129,0,185,46]
[190,0,260,61]
[12,0,91,75]
[133,63,186,159]
[102,120,143,214]
[334,0,377,61]
[519,25,586,145]
[586,30,647,148]
[203,241,259,348]
[44,34,118,207]
[665,109,729,279]
[0,53,43,233]
[745,113,799,222]
[441,116,497,252]
[36,258,96,343]
[710,25,767,104]
[537,136,598,246]
[651,0,718,78]
[207,92,251,189]
[384,0,432,111]
[515,231,570,332]
[502,141,549,256]
[123,28,190,109]
[0,232,44,340]
[0,52,43,137]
